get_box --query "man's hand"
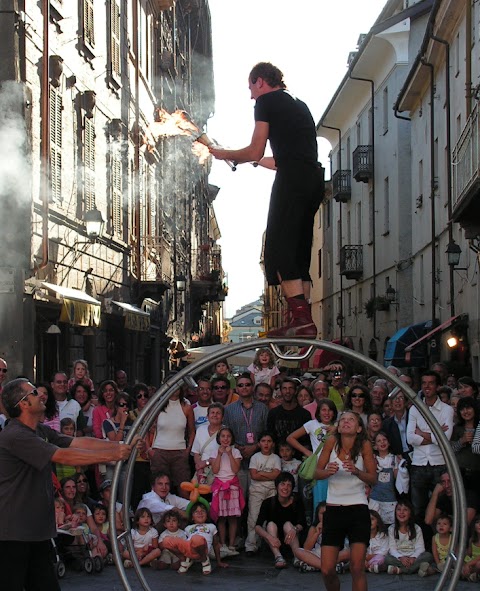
[209,147,229,160]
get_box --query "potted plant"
[364,296,390,319]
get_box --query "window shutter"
[83,0,95,48]
[50,87,63,202]
[84,118,95,211]
[111,0,121,77]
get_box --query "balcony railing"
[332,170,351,202]
[353,145,373,183]
[340,245,363,280]
[452,103,480,235]
[192,245,223,282]
[140,235,172,284]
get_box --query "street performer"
[0,377,139,591]
[210,62,324,338]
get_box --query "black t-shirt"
[437,489,478,514]
[254,89,318,168]
[267,405,311,455]
[256,495,307,536]
[0,419,72,541]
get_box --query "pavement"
[59,552,472,591]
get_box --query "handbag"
[191,430,218,485]
[298,444,322,481]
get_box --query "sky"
[207,0,388,318]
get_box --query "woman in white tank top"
[148,387,195,499]
[315,411,377,591]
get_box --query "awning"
[42,282,101,327]
[384,321,428,367]
[112,301,150,332]
[404,313,468,362]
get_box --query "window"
[346,135,351,170]
[346,210,351,245]
[253,316,262,326]
[318,249,322,278]
[383,86,389,134]
[383,177,390,235]
[356,202,362,244]
[108,0,121,83]
[82,0,95,51]
[368,190,374,243]
[50,86,62,202]
[356,120,361,145]
[84,118,95,211]
[337,219,342,263]
[110,155,122,238]
[454,32,460,76]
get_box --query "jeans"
[410,464,445,520]
[384,551,434,574]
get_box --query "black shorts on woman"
[321,504,371,548]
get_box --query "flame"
[150,108,199,139]
[192,141,210,165]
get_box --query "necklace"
[340,447,351,459]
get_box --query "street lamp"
[84,207,105,241]
[175,274,186,292]
[446,241,462,267]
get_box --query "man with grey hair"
[304,378,343,418]
[0,377,137,591]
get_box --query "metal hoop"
[111,337,466,591]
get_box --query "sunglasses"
[237,383,251,388]
[14,388,39,407]
[0,368,7,373]
[118,402,129,407]
[136,393,148,399]
[351,393,365,399]
[76,478,88,483]
[213,385,227,390]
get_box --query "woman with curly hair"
[344,385,373,427]
[37,382,60,431]
[92,380,119,439]
[315,411,377,591]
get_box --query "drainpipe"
[466,0,472,117]
[37,0,50,270]
[349,75,376,338]
[318,124,343,341]
[133,0,141,281]
[430,32,454,316]
[421,59,437,328]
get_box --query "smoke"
[0,81,31,269]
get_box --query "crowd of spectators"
[1,354,480,583]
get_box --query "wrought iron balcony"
[332,170,351,202]
[452,103,480,238]
[340,245,363,280]
[353,145,373,183]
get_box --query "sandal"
[202,557,212,575]
[178,558,192,574]
[274,555,287,569]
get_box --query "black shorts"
[264,163,324,286]
[321,504,370,548]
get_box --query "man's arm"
[209,121,269,164]
[424,483,443,526]
[52,440,133,466]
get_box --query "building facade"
[0,0,225,386]
[314,0,479,376]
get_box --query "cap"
[99,479,112,492]
[301,373,314,380]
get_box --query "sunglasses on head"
[14,388,39,407]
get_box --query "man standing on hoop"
[210,62,324,338]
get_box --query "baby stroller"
[54,528,104,575]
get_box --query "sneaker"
[468,573,478,582]
[387,565,400,575]
[227,546,240,556]
[123,559,133,568]
[301,562,318,573]
[418,562,431,577]
[368,564,379,573]
[293,558,302,569]
[336,561,346,574]
[106,553,114,565]
[220,544,230,557]
[202,557,212,575]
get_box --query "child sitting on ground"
[122,508,160,568]
[156,510,187,570]
[92,504,112,557]
[366,510,389,573]
[160,501,227,575]
[278,441,301,492]
[419,513,453,577]
[290,502,326,572]
[462,514,480,582]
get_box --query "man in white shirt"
[51,372,84,432]
[138,472,188,525]
[407,370,454,525]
